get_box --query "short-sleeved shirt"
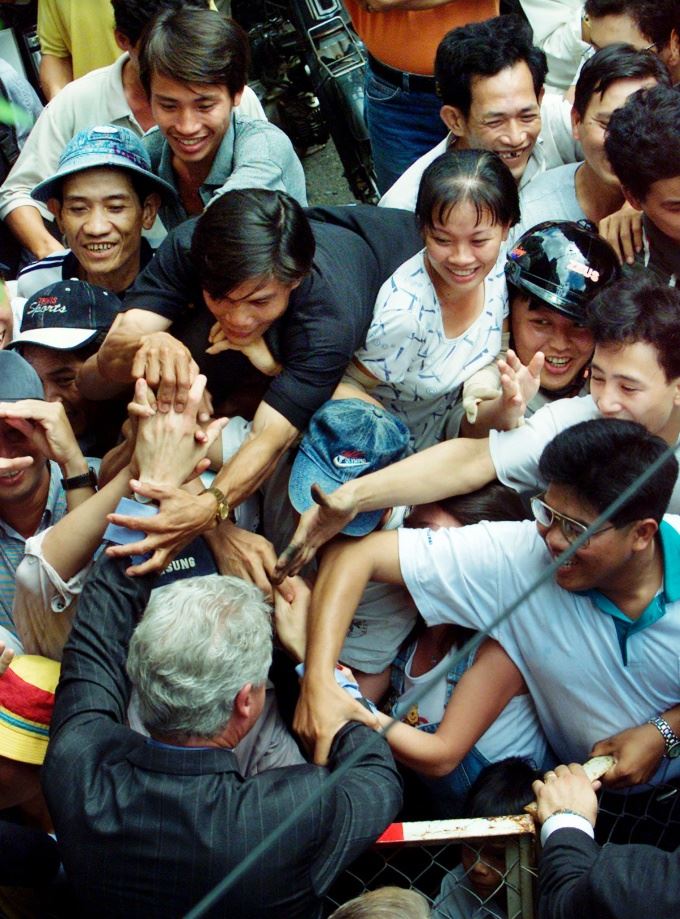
[144,113,308,231]
[509,161,583,246]
[399,516,680,782]
[379,136,546,212]
[488,394,680,513]
[355,249,508,448]
[0,462,65,635]
[121,205,423,431]
[37,0,121,79]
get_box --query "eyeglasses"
[530,493,616,547]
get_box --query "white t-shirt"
[488,394,680,513]
[509,161,583,246]
[398,517,680,783]
[378,136,546,212]
[355,249,508,449]
[393,642,548,767]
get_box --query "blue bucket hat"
[31,124,176,203]
[288,399,410,537]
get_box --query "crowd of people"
[0,1,679,917]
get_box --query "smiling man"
[139,6,306,230]
[511,44,670,239]
[17,125,175,300]
[379,15,548,211]
[293,416,680,812]
[0,351,95,644]
[83,190,424,588]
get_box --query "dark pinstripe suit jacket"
[43,555,402,919]
[538,827,680,919]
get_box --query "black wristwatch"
[61,466,98,491]
[647,716,680,759]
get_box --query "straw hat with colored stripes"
[0,655,60,765]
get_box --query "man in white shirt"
[293,416,680,806]
[378,15,548,211]
[0,0,263,261]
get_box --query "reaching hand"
[497,349,544,427]
[274,483,359,581]
[294,672,379,765]
[206,521,295,602]
[590,722,665,788]
[132,375,226,486]
[105,482,217,576]
[131,330,199,413]
[531,763,600,826]
[273,576,311,662]
[599,203,643,265]
[0,399,83,469]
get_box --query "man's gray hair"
[126,574,272,740]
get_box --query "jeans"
[364,64,448,195]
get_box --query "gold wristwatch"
[201,485,230,524]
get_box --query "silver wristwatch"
[647,716,680,759]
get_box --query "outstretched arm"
[294,530,403,764]
[274,435,496,580]
[378,638,526,777]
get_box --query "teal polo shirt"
[579,521,680,665]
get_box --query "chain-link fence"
[321,777,680,916]
[324,815,537,917]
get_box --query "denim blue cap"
[10,280,121,351]
[31,124,176,203]
[288,399,410,537]
[0,350,44,401]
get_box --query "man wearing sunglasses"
[293,417,680,819]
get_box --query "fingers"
[125,548,170,578]
[528,350,545,377]
[311,483,332,507]
[273,542,305,582]
[274,574,295,603]
[312,734,332,766]
[0,455,34,474]
[202,416,228,449]
[205,339,234,356]
[0,642,14,676]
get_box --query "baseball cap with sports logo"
[288,398,410,536]
[10,280,121,352]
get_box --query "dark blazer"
[538,827,680,919]
[43,555,402,919]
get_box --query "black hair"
[112,0,210,47]
[584,0,680,51]
[138,8,249,98]
[191,189,315,299]
[538,418,677,526]
[435,15,547,115]
[573,43,671,118]
[416,150,520,233]
[464,758,541,819]
[587,273,680,381]
[437,482,530,526]
[605,84,680,201]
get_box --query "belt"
[367,53,438,94]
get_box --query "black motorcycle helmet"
[505,221,620,322]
